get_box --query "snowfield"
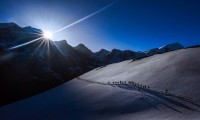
[81,47,200,99]
[0,47,200,120]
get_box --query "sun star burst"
[43,31,53,39]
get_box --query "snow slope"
[81,47,200,99]
[0,47,200,120]
[1,78,200,120]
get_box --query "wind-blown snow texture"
[0,47,200,120]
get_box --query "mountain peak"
[159,42,184,52]
[159,42,184,49]
[76,43,85,47]
[54,40,68,44]
[99,48,109,53]
[91,48,109,62]
[0,22,20,29]
[22,26,42,33]
[110,49,122,53]
[145,42,184,56]
[74,44,93,56]
[53,40,71,49]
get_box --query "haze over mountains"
[0,22,186,106]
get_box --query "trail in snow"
[77,77,200,112]
[1,77,200,120]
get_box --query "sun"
[43,31,53,39]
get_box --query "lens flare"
[43,31,53,39]
[53,1,117,33]
[6,0,117,51]
[7,37,43,51]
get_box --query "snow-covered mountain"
[105,49,146,63]
[145,42,184,56]
[0,47,199,120]
[0,22,186,106]
[0,22,20,29]
[0,22,42,49]
[0,23,99,106]
[159,42,184,52]
[22,26,42,34]
[145,48,160,56]
[92,42,184,64]
[74,43,93,56]
[91,48,110,62]
[54,40,87,58]
[82,47,200,99]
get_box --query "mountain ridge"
[0,22,187,106]
[0,46,199,120]
[74,43,93,56]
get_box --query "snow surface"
[82,48,200,99]
[0,48,200,120]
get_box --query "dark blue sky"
[0,0,200,51]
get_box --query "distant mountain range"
[75,42,184,64]
[0,22,185,106]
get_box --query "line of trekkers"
[108,81,150,89]
[108,80,200,104]
[108,81,169,93]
